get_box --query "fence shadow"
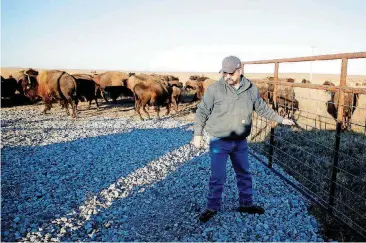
[248,123,366,241]
[1,126,192,242]
[56,152,210,242]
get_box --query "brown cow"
[133,79,172,120]
[189,75,209,81]
[15,69,40,104]
[323,81,334,86]
[171,86,182,113]
[149,74,179,82]
[23,70,78,118]
[124,74,173,108]
[72,74,101,110]
[12,69,39,96]
[166,75,179,81]
[277,97,299,119]
[185,78,216,101]
[251,79,298,118]
[267,83,296,101]
[189,75,201,80]
[93,71,130,103]
[123,74,162,94]
[268,83,297,118]
[160,75,179,81]
[253,81,271,103]
[323,81,359,130]
[167,80,183,88]
[184,79,199,91]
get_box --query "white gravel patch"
[1,106,324,242]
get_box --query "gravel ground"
[1,103,325,242]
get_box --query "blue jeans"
[207,137,253,210]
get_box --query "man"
[193,55,295,222]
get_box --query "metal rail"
[243,51,366,240]
[242,52,366,64]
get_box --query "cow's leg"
[63,97,76,118]
[172,98,178,113]
[100,88,109,103]
[149,97,157,118]
[111,89,119,105]
[346,115,352,131]
[63,100,71,116]
[74,99,79,111]
[59,100,65,109]
[69,98,78,119]
[102,91,108,102]
[176,97,180,112]
[43,102,52,114]
[341,115,346,131]
[134,98,139,114]
[94,98,100,110]
[155,105,160,119]
[165,100,171,116]
[136,100,144,120]
[142,103,150,120]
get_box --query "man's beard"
[226,78,238,85]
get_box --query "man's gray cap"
[219,56,242,73]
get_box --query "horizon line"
[2,66,366,76]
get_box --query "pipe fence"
[243,52,366,239]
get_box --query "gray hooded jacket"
[194,76,284,139]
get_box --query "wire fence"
[243,52,366,239]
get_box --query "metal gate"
[242,52,366,239]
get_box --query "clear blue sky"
[1,0,366,74]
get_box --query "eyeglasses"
[223,68,240,76]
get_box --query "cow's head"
[195,82,204,100]
[184,80,199,92]
[24,68,39,77]
[189,75,200,81]
[197,76,209,82]
[20,70,39,101]
[323,81,336,96]
[323,81,335,86]
[168,75,179,81]
[168,80,183,88]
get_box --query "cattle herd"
[0,69,217,120]
[1,70,360,129]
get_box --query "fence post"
[328,58,347,213]
[268,62,279,168]
[315,118,317,129]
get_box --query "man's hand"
[192,136,203,149]
[282,118,295,126]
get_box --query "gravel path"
[1,104,324,242]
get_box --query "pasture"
[1,68,366,241]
